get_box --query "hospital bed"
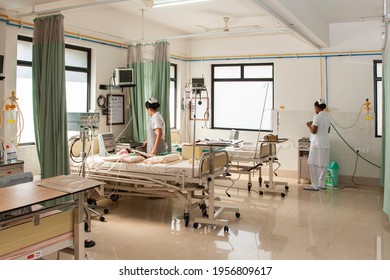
[70,147,240,230]
[0,174,102,260]
[225,144,264,191]
[226,141,289,197]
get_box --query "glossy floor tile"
[81,177,390,260]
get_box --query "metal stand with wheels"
[258,141,289,198]
[193,142,240,233]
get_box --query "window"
[16,36,91,144]
[374,60,382,137]
[169,63,178,129]
[212,63,274,131]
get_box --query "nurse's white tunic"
[146,111,166,154]
[308,111,331,167]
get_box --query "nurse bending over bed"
[142,97,167,156]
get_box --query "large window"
[212,63,274,131]
[374,60,382,137]
[16,35,91,144]
[170,63,178,129]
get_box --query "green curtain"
[383,21,390,220]
[32,14,69,179]
[127,41,171,152]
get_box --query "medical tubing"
[115,116,133,141]
[330,122,381,169]
[328,104,366,130]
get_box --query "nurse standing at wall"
[304,98,331,191]
[143,97,167,155]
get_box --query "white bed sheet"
[72,156,202,177]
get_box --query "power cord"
[330,122,381,169]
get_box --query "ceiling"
[0,0,386,48]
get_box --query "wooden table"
[0,174,102,260]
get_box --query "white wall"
[180,21,383,181]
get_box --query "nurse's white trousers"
[309,165,327,189]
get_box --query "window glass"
[244,65,273,79]
[169,64,178,129]
[16,66,34,143]
[65,48,88,68]
[66,71,88,112]
[17,40,32,61]
[214,66,241,79]
[374,60,382,137]
[214,81,273,130]
[212,63,274,131]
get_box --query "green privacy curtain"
[32,14,69,178]
[127,41,171,152]
[383,21,390,220]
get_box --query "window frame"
[211,63,274,131]
[16,35,92,145]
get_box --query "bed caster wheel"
[104,209,109,214]
[281,193,286,198]
[259,191,264,195]
[84,222,89,232]
[224,226,229,233]
[203,212,209,218]
[247,182,252,191]
[185,220,189,227]
[235,212,240,218]
[193,222,199,229]
[110,194,119,201]
[285,186,289,191]
[99,216,105,222]
[265,184,269,188]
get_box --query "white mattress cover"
[71,156,201,177]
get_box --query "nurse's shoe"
[303,186,319,191]
[319,186,327,190]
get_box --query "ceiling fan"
[197,16,260,32]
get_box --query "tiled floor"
[81,177,390,260]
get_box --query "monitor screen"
[115,68,133,86]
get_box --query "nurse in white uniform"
[304,98,331,191]
[143,97,167,155]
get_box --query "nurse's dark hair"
[145,99,160,110]
[314,101,326,110]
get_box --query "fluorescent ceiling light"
[147,0,209,8]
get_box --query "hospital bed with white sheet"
[70,148,240,230]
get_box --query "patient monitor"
[98,132,116,156]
